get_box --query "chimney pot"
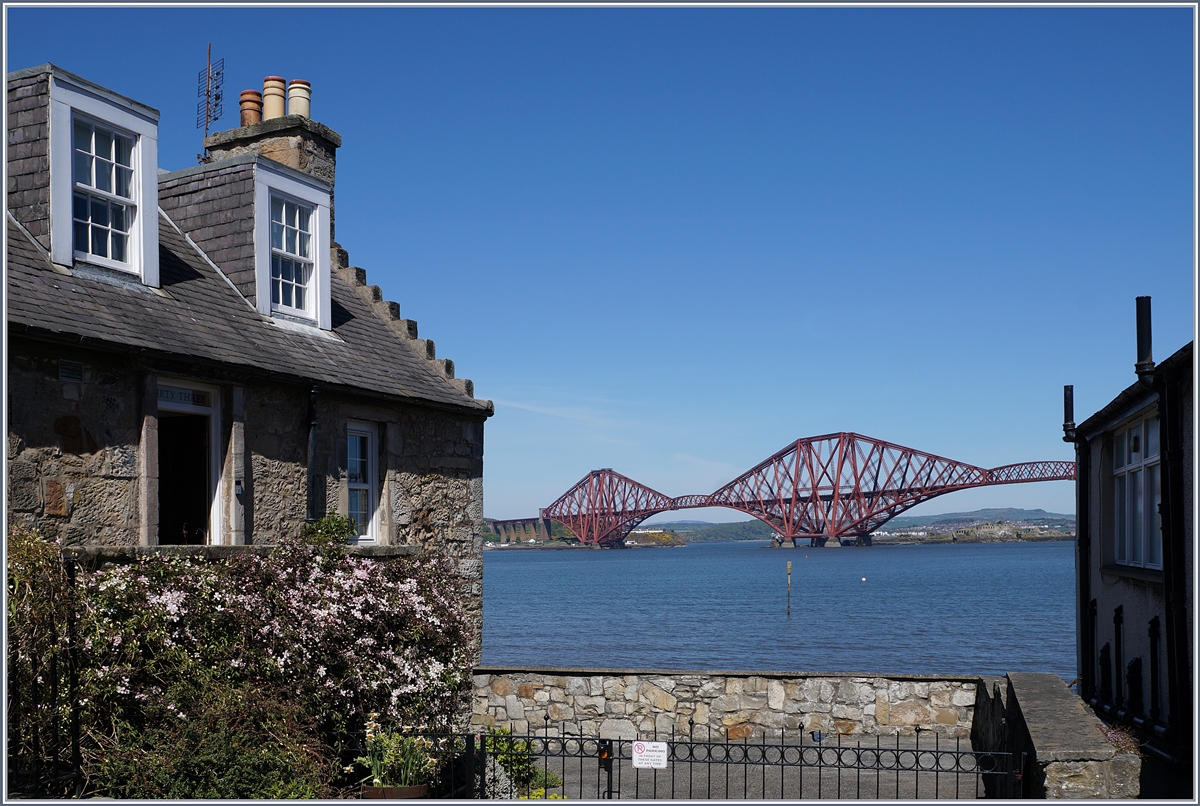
[239,90,263,127]
[1135,295,1155,385]
[288,79,312,119]
[262,76,286,120]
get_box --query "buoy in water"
[861,577,867,582]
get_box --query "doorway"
[158,411,211,545]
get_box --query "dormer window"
[72,118,135,264]
[270,195,314,314]
[48,68,159,285]
[253,160,331,329]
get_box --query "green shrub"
[93,680,330,798]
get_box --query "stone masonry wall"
[7,346,142,546]
[473,667,978,742]
[7,71,52,251]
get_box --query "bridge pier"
[810,536,828,548]
[856,533,873,547]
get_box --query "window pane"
[94,129,112,161]
[349,489,367,536]
[285,227,297,254]
[271,196,284,224]
[73,193,89,222]
[73,120,91,151]
[1114,431,1124,468]
[91,226,107,257]
[90,197,109,227]
[298,231,310,258]
[114,166,132,199]
[294,284,306,311]
[1115,475,1126,563]
[348,435,367,483]
[295,262,310,286]
[298,206,311,232]
[280,258,294,282]
[1129,429,1141,464]
[281,281,293,307]
[110,203,127,232]
[110,233,126,262]
[114,134,133,167]
[1146,418,1160,457]
[1147,463,1162,566]
[1130,469,1142,564]
[272,278,280,305]
[271,221,284,250]
[74,152,92,186]
[94,158,112,193]
[73,222,89,252]
[287,202,298,228]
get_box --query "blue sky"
[7,6,1195,522]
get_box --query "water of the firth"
[482,541,1076,680]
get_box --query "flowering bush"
[7,517,475,798]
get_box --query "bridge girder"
[541,433,1075,546]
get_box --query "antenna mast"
[196,44,225,163]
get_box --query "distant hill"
[886,508,1075,529]
[645,508,1074,542]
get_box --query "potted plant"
[357,714,438,798]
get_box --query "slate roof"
[6,211,489,415]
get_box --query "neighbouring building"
[6,64,492,648]
[1063,296,1192,798]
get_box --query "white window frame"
[1110,412,1161,570]
[156,379,223,546]
[49,73,159,285]
[346,421,380,545]
[254,162,331,329]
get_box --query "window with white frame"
[253,161,331,328]
[270,195,314,313]
[49,71,159,285]
[347,422,379,544]
[72,118,135,263]
[1111,413,1161,569]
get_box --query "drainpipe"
[1063,384,1092,698]
[306,384,320,523]
[1134,297,1190,761]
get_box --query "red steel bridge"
[542,432,1075,548]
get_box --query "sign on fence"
[631,741,668,769]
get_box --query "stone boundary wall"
[472,666,979,742]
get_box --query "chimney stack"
[206,75,341,234]
[1135,296,1154,386]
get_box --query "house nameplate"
[158,386,211,408]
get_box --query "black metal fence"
[428,728,1021,800]
[6,558,84,798]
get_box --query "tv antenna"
[196,44,224,162]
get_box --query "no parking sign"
[631,741,668,769]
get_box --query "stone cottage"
[1063,296,1192,798]
[6,64,491,641]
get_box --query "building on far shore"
[1063,296,1192,798]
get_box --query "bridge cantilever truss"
[542,432,1075,547]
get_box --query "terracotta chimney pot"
[239,90,263,127]
[262,76,286,120]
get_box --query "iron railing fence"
[422,728,1021,800]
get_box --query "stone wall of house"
[472,667,978,741]
[7,70,52,251]
[7,345,143,546]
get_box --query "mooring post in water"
[787,561,792,615]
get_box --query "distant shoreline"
[482,534,1074,551]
